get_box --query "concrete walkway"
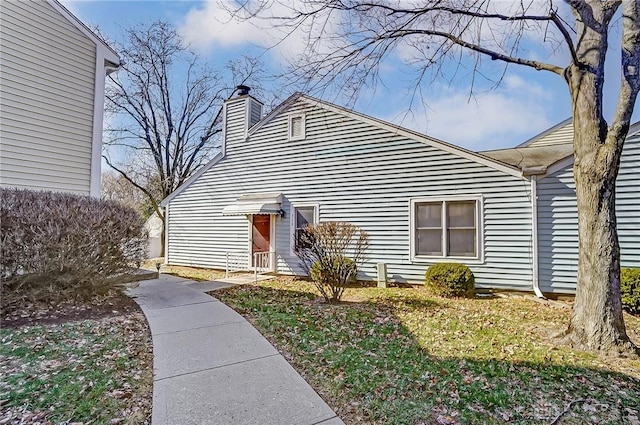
[127,275,344,425]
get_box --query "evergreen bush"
[621,268,640,315]
[425,263,475,298]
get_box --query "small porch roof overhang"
[222,193,284,216]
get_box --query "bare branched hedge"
[295,221,369,303]
[1,188,147,302]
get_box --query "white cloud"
[382,75,558,151]
[179,0,342,63]
[180,0,269,49]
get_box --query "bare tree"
[101,170,158,219]
[295,222,369,303]
[233,0,639,355]
[104,21,262,255]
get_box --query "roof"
[481,144,574,175]
[48,0,120,66]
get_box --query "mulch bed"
[1,290,142,328]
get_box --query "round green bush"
[425,263,475,298]
[621,268,640,315]
[310,256,357,286]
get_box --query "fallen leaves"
[0,298,152,425]
[215,278,640,425]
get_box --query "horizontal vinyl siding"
[537,166,578,293]
[0,0,97,195]
[167,98,535,291]
[618,132,640,269]
[528,121,573,147]
[537,132,640,293]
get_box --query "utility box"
[376,263,388,288]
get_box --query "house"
[0,0,120,196]
[160,89,639,294]
[483,119,640,294]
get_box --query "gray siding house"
[161,92,639,294]
[0,0,120,196]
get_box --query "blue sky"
[64,0,636,151]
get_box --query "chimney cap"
[236,85,251,96]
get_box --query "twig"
[549,399,587,425]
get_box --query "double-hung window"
[291,204,317,253]
[411,196,481,260]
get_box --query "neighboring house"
[0,0,120,196]
[160,90,639,295]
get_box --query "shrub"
[295,222,369,303]
[425,263,475,298]
[1,188,147,303]
[621,268,640,315]
[310,256,358,287]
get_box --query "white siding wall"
[537,131,640,293]
[527,121,573,147]
[618,131,640,269]
[0,0,97,194]
[167,97,535,290]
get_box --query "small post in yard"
[376,263,388,288]
[155,261,161,279]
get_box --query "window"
[291,204,317,253]
[289,114,305,140]
[411,197,481,260]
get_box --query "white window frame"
[409,195,484,263]
[290,203,319,256]
[288,113,306,141]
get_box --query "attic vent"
[289,114,305,141]
[249,99,262,128]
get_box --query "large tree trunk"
[568,119,635,355]
[563,63,637,355]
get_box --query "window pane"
[447,201,475,228]
[416,202,441,228]
[291,116,304,138]
[296,207,315,229]
[448,229,476,256]
[417,229,442,256]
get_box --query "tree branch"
[388,28,564,74]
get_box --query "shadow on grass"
[214,283,640,425]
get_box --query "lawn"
[0,292,152,424]
[214,278,640,425]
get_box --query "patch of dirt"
[1,290,142,328]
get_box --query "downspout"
[164,204,169,265]
[530,175,545,298]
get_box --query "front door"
[251,215,271,267]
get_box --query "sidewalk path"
[127,275,344,425]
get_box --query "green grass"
[214,278,640,424]
[0,314,152,424]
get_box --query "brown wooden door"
[252,215,270,257]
